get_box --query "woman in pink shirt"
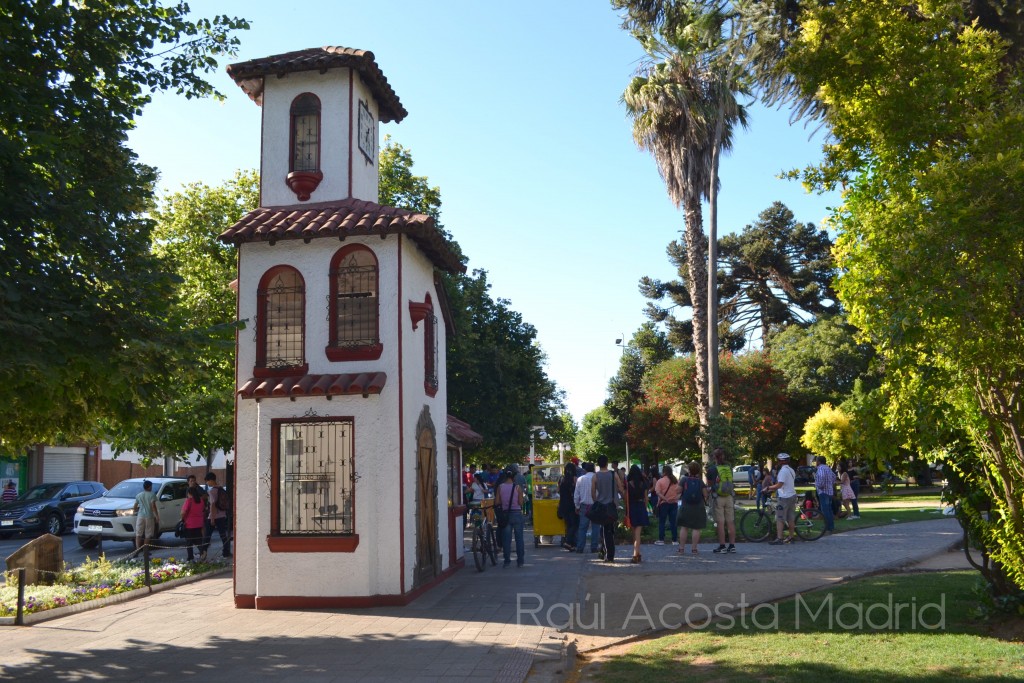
[180,485,208,562]
[654,465,680,545]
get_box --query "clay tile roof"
[447,415,483,446]
[238,372,387,400]
[226,46,407,123]
[217,198,465,274]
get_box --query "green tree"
[575,406,623,463]
[604,323,674,456]
[783,0,1024,592]
[0,1,248,456]
[719,202,838,343]
[768,314,875,423]
[104,171,258,465]
[378,139,565,460]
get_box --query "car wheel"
[46,513,64,536]
[78,534,100,549]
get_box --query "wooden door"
[414,429,440,586]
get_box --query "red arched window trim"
[255,265,309,378]
[327,244,383,361]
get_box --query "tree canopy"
[104,171,257,464]
[0,1,248,456]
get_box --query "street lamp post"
[552,442,571,465]
[614,335,630,463]
[528,426,547,464]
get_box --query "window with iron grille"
[290,93,320,173]
[258,267,305,371]
[328,245,380,359]
[276,419,355,535]
[425,312,438,394]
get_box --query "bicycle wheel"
[483,521,499,566]
[739,508,772,543]
[471,526,486,571]
[795,508,827,541]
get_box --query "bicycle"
[740,494,827,542]
[467,498,499,571]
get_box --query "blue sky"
[129,1,839,431]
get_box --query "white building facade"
[220,47,465,608]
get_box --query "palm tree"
[622,18,747,456]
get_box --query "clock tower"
[227,46,407,206]
[219,47,468,610]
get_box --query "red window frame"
[326,244,383,361]
[255,266,308,379]
[267,416,359,553]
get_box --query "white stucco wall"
[398,236,449,581]
[259,68,379,207]
[234,232,450,601]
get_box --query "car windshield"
[107,481,146,499]
[21,484,65,501]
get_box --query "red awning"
[238,373,386,400]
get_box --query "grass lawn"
[860,493,945,506]
[590,571,1024,682]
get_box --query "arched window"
[256,266,307,376]
[327,245,382,361]
[290,93,320,173]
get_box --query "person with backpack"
[590,455,625,563]
[706,447,737,554]
[204,472,231,559]
[653,464,680,546]
[677,461,708,554]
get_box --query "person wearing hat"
[132,480,159,551]
[766,454,798,544]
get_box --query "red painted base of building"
[234,557,465,609]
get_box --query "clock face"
[358,100,375,162]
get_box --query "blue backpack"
[682,477,703,505]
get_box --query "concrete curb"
[0,566,231,627]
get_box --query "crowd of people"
[463,448,865,564]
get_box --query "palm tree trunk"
[683,197,709,458]
[707,112,725,426]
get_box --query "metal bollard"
[143,546,151,587]
[15,568,25,626]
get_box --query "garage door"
[42,447,86,482]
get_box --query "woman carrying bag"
[180,484,208,562]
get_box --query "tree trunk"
[683,197,709,458]
[707,113,724,428]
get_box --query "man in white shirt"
[573,462,598,553]
[767,453,798,545]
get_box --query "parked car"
[74,477,188,548]
[794,466,816,486]
[732,465,755,488]
[0,481,107,538]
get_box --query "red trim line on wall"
[397,234,405,594]
[233,247,242,600]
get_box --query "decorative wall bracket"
[285,170,323,201]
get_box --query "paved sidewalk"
[0,518,962,683]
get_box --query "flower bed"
[1,554,226,616]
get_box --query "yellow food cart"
[531,463,565,547]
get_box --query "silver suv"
[74,477,188,548]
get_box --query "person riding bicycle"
[767,453,798,545]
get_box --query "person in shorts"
[706,447,737,553]
[768,453,798,545]
[133,480,159,551]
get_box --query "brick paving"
[0,518,962,682]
